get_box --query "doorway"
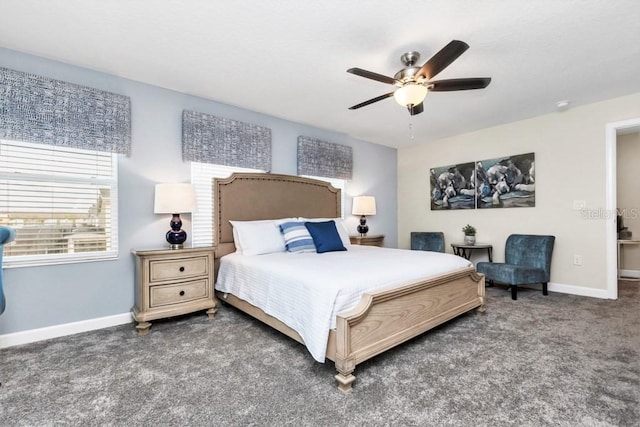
[605,118,640,300]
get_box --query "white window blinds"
[0,139,118,266]
[190,163,262,247]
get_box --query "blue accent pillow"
[279,221,316,253]
[304,221,347,254]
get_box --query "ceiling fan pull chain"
[409,121,415,141]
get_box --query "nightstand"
[131,247,217,335]
[349,234,384,247]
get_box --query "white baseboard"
[0,312,133,349]
[502,281,611,299]
[619,269,640,279]
[547,281,611,299]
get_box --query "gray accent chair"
[410,232,445,253]
[1,226,16,315]
[476,234,555,300]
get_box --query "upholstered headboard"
[213,173,341,258]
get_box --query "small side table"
[451,243,493,262]
[350,234,384,247]
[131,247,217,335]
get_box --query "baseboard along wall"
[0,313,133,349]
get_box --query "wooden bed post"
[334,316,356,393]
[334,367,356,393]
[477,275,486,313]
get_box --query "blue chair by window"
[411,232,445,253]
[476,234,555,300]
[1,226,17,315]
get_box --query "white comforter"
[215,245,473,362]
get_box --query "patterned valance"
[0,67,131,155]
[182,110,271,171]
[297,136,353,180]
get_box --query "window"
[0,139,118,266]
[190,162,262,247]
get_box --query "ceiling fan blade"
[347,67,397,85]
[416,40,470,80]
[429,77,492,91]
[408,102,424,116]
[348,92,395,110]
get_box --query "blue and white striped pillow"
[279,221,316,253]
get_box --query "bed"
[213,173,485,392]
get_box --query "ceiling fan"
[347,40,491,116]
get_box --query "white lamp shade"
[352,196,377,216]
[393,84,428,106]
[154,183,197,214]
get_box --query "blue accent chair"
[1,226,17,315]
[476,234,555,300]
[411,232,445,253]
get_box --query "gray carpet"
[1,282,639,427]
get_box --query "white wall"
[398,92,640,293]
[0,47,398,337]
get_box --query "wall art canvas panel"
[430,162,476,210]
[182,110,271,171]
[476,152,535,209]
[297,136,353,180]
[0,67,131,155]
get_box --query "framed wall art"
[430,162,476,210]
[476,152,535,209]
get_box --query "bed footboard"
[334,266,485,392]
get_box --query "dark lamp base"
[357,215,369,236]
[166,214,187,249]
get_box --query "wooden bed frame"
[213,173,485,392]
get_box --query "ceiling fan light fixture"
[347,41,490,115]
[393,84,428,107]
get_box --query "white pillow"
[230,220,287,256]
[232,226,242,253]
[300,217,351,248]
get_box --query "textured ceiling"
[1,0,639,148]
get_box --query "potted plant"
[462,224,476,245]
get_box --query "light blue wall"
[0,48,397,335]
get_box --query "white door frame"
[605,117,640,299]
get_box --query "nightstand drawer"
[149,279,209,308]
[149,256,209,282]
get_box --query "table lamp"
[154,183,197,249]
[352,196,376,236]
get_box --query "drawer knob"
[179,290,185,296]
[179,266,185,272]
